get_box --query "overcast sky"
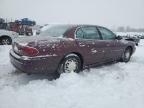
[0,0,144,28]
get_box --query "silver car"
[0,29,18,45]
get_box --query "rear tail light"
[13,43,39,57]
[20,46,39,56]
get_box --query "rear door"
[75,26,105,65]
[97,27,123,61]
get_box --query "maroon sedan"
[10,24,136,75]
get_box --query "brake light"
[13,42,39,57]
[20,46,39,56]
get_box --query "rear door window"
[76,26,101,40]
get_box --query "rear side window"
[98,27,116,40]
[40,25,71,37]
[76,26,100,40]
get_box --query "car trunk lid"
[12,36,63,57]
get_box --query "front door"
[97,27,123,61]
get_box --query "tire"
[57,54,82,74]
[0,37,12,45]
[121,47,132,62]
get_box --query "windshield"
[40,25,71,37]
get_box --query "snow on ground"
[0,40,144,108]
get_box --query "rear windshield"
[40,25,71,37]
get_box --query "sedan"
[10,24,136,75]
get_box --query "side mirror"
[116,35,122,40]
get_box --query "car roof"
[63,24,105,28]
[42,24,105,29]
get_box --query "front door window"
[98,27,116,40]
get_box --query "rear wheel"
[0,37,12,45]
[121,47,132,62]
[57,54,82,74]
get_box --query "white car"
[0,29,18,45]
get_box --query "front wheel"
[121,48,132,62]
[57,54,82,74]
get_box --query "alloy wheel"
[58,54,81,74]
[64,58,78,73]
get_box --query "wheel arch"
[0,35,12,45]
[59,52,84,70]
[0,35,12,40]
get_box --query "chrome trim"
[74,26,82,39]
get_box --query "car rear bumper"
[10,50,61,74]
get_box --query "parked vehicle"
[0,29,18,45]
[9,22,33,36]
[15,18,36,26]
[10,25,136,76]
[0,18,35,36]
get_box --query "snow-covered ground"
[0,40,144,108]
